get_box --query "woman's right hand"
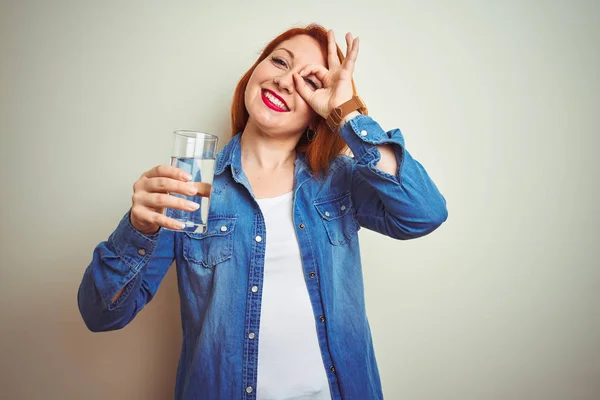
[130,165,211,235]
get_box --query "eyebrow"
[275,47,295,60]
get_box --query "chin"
[245,95,309,136]
[247,117,302,139]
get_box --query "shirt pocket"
[313,191,360,245]
[182,216,237,268]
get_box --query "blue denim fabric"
[78,115,448,399]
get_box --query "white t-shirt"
[255,191,332,400]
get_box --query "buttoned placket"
[241,209,267,399]
[230,159,268,400]
[291,180,342,399]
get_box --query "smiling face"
[244,34,326,138]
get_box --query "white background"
[1,0,598,398]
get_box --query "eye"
[271,56,288,68]
[303,77,319,90]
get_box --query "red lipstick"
[261,89,289,112]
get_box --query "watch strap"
[326,96,367,131]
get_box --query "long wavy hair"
[230,23,366,176]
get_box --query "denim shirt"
[78,115,448,399]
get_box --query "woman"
[78,24,447,400]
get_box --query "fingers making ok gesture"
[293,30,360,120]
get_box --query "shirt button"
[309,272,316,278]
[360,130,368,136]
[255,235,262,242]
[246,386,253,393]
[340,205,346,211]
[248,332,256,339]
[324,211,330,217]
[234,168,239,174]
[330,366,336,373]
[137,249,146,256]
[251,285,259,293]
[299,223,305,230]
[220,225,228,232]
[319,316,326,323]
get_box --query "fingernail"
[183,173,192,181]
[188,184,197,194]
[176,222,185,229]
[188,201,200,210]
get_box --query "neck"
[240,120,302,171]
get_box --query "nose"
[274,71,294,94]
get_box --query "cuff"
[338,115,406,164]
[109,211,160,271]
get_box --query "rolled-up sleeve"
[339,115,448,239]
[77,211,175,332]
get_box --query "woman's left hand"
[293,30,359,119]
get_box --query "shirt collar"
[214,133,241,176]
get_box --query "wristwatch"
[326,96,367,131]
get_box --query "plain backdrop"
[1,0,598,399]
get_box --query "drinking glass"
[165,130,218,233]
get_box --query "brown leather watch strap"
[326,96,367,131]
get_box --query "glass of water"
[166,130,218,234]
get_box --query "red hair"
[230,23,367,176]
